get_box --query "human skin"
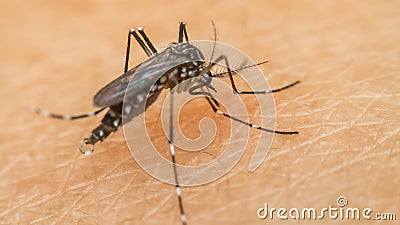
[0,1,398,224]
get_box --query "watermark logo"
[336,196,348,207]
[122,41,277,186]
[257,196,397,221]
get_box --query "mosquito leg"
[168,91,188,225]
[125,29,150,72]
[188,77,220,107]
[124,27,158,72]
[204,97,298,135]
[192,56,297,133]
[188,77,216,99]
[136,27,158,54]
[266,81,301,93]
[210,55,300,94]
[178,21,189,43]
[31,106,107,120]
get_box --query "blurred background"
[0,0,399,224]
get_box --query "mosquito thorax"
[167,42,205,61]
[152,42,210,90]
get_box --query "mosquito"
[33,21,300,225]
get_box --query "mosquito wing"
[93,54,175,107]
[94,42,205,108]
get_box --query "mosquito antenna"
[212,60,270,78]
[209,21,218,64]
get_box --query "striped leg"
[204,97,298,134]
[31,106,107,120]
[191,53,299,134]
[186,53,299,134]
[124,26,158,72]
[168,91,188,225]
[210,54,301,94]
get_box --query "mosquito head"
[196,66,214,79]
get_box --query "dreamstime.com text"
[257,197,396,221]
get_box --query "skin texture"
[0,0,398,224]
